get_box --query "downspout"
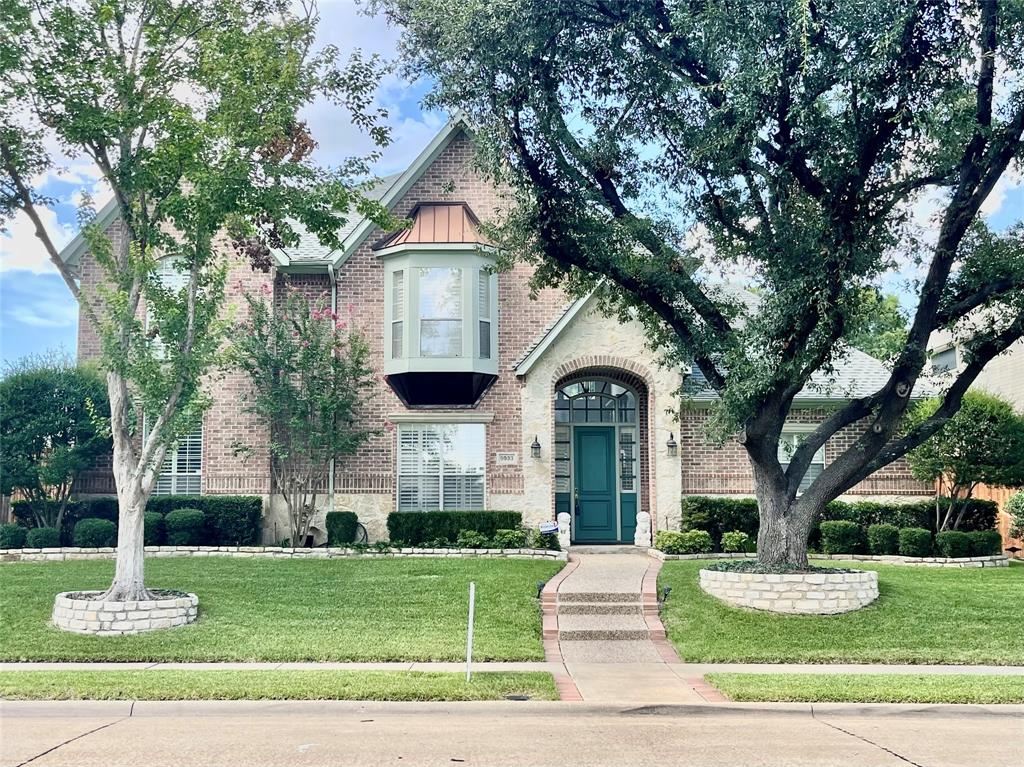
[327,263,337,514]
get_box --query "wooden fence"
[973,484,1023,558]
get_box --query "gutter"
[327,263,337,514]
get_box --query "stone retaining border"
[52,590,198,636]
[699,568,879,615]
[648,550,1010,568]
[1,545,568,564]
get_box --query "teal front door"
[573,426,617,543]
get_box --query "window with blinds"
[391,270,404,358]
[478,271,491,359]
[777,430,825,494]
[151,426,203,495]
[397,423,485,511]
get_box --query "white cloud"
[5,299,78,328]
[0,206,74,274]
[980,160,1023,217]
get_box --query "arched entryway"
[553,374,648,543]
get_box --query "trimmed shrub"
[1009,491,1024,540]
[386,511,522,546]
[720,530,752,553]
[680,497,758,548]
[73,518,117,547]
[144,512,164,546]
[0,524,27,549]
[492,528,527,548]
[455,530,489,549]
[325,511,359,546]
[867,524,900,555]
[26,527,61,548]
[967,530,1003,556]
[935,530,971,558]
[899,527,932,557]
[147,495,262,545]
[656,529,713,555]
[819,520,863,555]
[164,508,206,546]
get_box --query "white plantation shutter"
[478,271,491,359]
[149,258,189,359]
[391,270,404,358]
[150,425,203,495]
[397,424,485,511]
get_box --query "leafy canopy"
[381,0,1024,512]
[0,353,111,526]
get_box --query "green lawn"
[0,557,562,662]
[0,670,558,701]
[706,672,1024,704]
[660,559,1024,664]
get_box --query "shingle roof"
[275,172,402,264]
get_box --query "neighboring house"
[927,330,1024,411]
[62,114,931,544]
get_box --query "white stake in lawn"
[466,581,476,681]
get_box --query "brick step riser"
[556,603,643,615]
[556,592,642,603]
[558,629,652,641]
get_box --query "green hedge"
[73,518,117,547]
[680,496,999,551]
[14,495,263,546]
[820,520,864,555]
[325,511,358,546]
[144,512,165,546]
[26,527,60,548]
[968,530,1003,556]
[164,509,205,545]
[935,530,971,558]
[0,524,27,549]
[386,511,522,546]
[899,527,932,557]
[655,529,713,555]
[867,524,899,555]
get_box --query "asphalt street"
[2,700,1022,767]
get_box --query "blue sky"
[2,1,1022,368]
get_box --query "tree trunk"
[100,485,152,601]
[753,472,813,567]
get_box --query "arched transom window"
[555,379,637,424]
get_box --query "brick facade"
[72,123,932,541]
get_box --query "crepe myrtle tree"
[0,0,390,599]
[906,391,1024,531]
[380,0,1024,565]
[231,286,377,547]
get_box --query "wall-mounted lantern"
[666,432,678,457]
[531,435,542,459]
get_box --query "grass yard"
[0,557,563,662]
[706,672,1024,704]
[0,670,557,701]
[660,559,1024,664]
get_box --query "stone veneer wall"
[52,591,198,635]
[3,545,568,563]
[698,568,879,614]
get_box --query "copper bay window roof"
[374,201,494,250]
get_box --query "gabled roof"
[514,294,594,375]
[59,197,120,271]
[56,112,475,273]
[374,201,492,250]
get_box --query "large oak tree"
[380,0,1024,564]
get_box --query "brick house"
[62,114,932,544]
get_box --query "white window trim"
[777,424,826,493]
[396,422,487,512]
